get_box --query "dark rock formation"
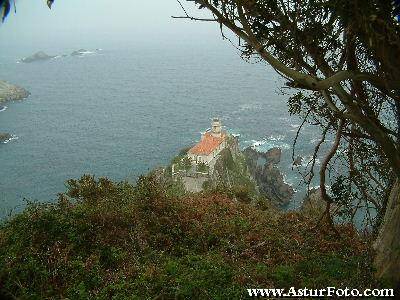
[244,147,294,206]
[243,147,281,167]
[256,164,294,206]
[0,81,29,145]
[0,81,30,103]
[20,51,55,63]
[265,147,281,164]
[0,133,11,143]
[293,156,303,166]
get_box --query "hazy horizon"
[1,0,228,56]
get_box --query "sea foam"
[245,135,290,152]
[2,135,19,144]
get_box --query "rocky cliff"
[210,145,257,203]
[20,51,55,63]
[0,80,30,143]
[0,80,30,103]
[0,133,12,143]
[243,147,294,206]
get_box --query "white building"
[187,118,227,165]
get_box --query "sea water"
[0,43,324,217]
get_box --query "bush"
[196,162,208,173]
[272,265,295,288]
[0,175,377,299]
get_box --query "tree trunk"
[373,179,400,287]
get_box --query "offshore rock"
[244,147,294,206]
[265,147,281,164]
[0,80,30,103]
[20,51,55,63]
[0,133,11,143]
[243,147,282,167]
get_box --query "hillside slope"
[0,175,376,299]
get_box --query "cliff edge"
[0,80,30,143]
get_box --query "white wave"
[281,174,300,193]
[231,103,263,115]
[77,51,95,56]
[0,106,7,112]
[2,135,19,144]
[238,103,262,111]
[309,185,331,193]
[200,128,211,135]
[290,123,300,128]
[268,134,286,141]
[245,135,290,152]
[250,139,263,147]
[282,174,294,187]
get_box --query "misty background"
[1,0,225,56]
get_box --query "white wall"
[188,139,227,166]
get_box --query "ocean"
[0,43,322,217]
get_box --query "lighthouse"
[187,118,227,165]
[211,118,222,138]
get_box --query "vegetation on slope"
[0,175,377,299]
[202,145,259,203]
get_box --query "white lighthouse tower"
[211,118,222,138]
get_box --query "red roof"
[189,132,225,155]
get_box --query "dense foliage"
[0,175,377,299]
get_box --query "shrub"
[196,162,208,173]
[0,175,377,299]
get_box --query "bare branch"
[319,119,345,232]
[171,15,217,22]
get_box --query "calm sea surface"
[0,43,321,217]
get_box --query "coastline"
[0,80,30,103]
[0,80,30,143]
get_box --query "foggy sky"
[1,0,224,55]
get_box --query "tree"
[182,157,192,173]
[176,0,400,285]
